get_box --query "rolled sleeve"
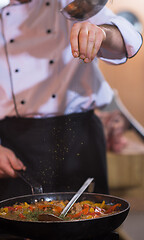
[89,7,143,64]
[109,16,143,59]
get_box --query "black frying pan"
[0,192,130,240]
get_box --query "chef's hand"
[95,110,129,153]
[0,145,26,178]
[70,22,126,63]
[70,22,106,63]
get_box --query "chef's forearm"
[99,24,127,57]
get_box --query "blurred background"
[100,0,144,125]
[100,1,144,240]
[0,1,143,239]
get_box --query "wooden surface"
[107,131,144,189]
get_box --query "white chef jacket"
[0,0,142,119]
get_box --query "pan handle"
[15,170,43,194]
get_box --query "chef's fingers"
[90,27,106,61]
[70,22,106,62]
[0,146,26,178]
[70,23,81,58]
[78,23,89,60]
[83,26,96,63]
[0,155,18,178]
[6,149,26,171]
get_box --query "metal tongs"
[61,0,108,21]
[16,169,94,221]
[38,178,94,222]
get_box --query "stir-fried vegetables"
[0,200,121,222]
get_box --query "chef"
[0,0,142,200]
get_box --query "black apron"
[0,111,109,200]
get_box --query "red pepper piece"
[82,205,89,215]
[105,204,121,214]
[68,210,83,219]
[29,206,34,211]
[14,206,23,211]
[18,213,26,219]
